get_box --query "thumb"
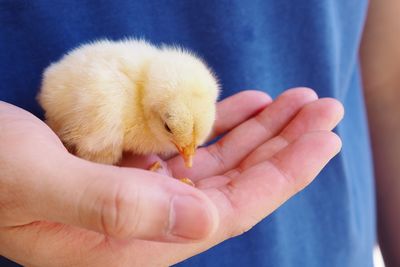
[28,155,219,242]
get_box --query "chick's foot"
[148,161,195,187]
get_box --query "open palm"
[0,88,343,266]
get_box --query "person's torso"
[0,1,374,266]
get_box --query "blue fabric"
[0,1,374,266]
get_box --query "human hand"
[0,88,343,266]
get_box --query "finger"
[21,155,219,242]
[216,131,341,236]
[239,98,344,169]
[170,87,318,180]
[207,90,272,141]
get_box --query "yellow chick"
[38,39,219,169]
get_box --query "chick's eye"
[164,123,172,133]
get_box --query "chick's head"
[142,48,219,167]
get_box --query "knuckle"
[94,181,141,239]
[206,142,226,171]
[269,156,301,194]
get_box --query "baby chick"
[38,39,219,174]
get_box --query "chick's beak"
[174,142,196,168]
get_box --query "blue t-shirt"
[0,1,374,266]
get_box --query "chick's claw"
[179,178,195,187]
[149,161,162,172]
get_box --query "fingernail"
[169,195,213,240]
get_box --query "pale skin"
[0,88,343,266]
[360,0,400,266]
